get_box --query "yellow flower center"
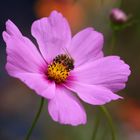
[47,54,74,83]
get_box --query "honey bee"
[53,48,74,71]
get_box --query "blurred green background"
[0,0,140,140]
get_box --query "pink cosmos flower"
[3,11,130,126]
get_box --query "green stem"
[100,127,108,140]
[109,30,117,54]
[92,114,100,140]
[98,106,116,140]
[114,0,122,7]
[118,0,122,7]
[25,97,44,140]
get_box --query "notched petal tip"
[104,55,131,77]
[48,87,87,126]
[126,62,131,73]
[118,57,131,77]
[4,19,22,37]
[50,10,63,17]
[64,81,124,106]
[125,64,131,76]
[57,111,87,126]
[48,110,87,126]
[6,19,13,26]
[2,31,10,41]
[62,118,87,126]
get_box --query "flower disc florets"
[47,54,74,83]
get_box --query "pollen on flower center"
[47,54,74,83]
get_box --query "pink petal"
[3,20,55,99]
[64,81,122,105]
[31,10,71,63]
[12,73,55,99]
[71,56,131,92]
[68,28,104,67]
[48,86,86,126]
[3,20,47,74]
[4,19,22,37]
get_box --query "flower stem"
[92,113,100,140]
[25,97,44,140]
[118,0,122,7]
[98,106,116,140]
[110,31,116,54]
[100,127,108,140]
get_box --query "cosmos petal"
[31,10,71,63]
[4,19,22,37]
[12,73,55,99]
[3,20,47,74]
[71,56,131,92]
[64,81,122,105]
[48,86,86,126]
[68,28,104,67]
[3,20,55,99]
